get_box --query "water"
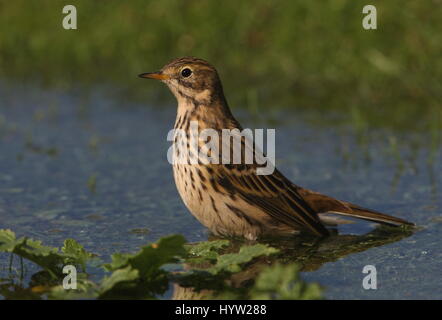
[0,84,440,299]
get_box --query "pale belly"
[172,163,297,240]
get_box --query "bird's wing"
[211,163,330,236]
[203,127,329,236]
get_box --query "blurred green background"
[0,0,440,131]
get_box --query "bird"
[139,57,413,240]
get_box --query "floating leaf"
[0,229,95,279]
[208,244,279,274]
[61,239,95,271]
[99,266,139,295]
[100,235,187,299]
[0,229,63,277]
[185,240,229,263]
[0,229,20,251]
[87,174,97,194]
[0,230,323,300]
[105,235,186,276]
[250,263,323,300]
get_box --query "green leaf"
[105,235,186,275]
[208,244,279,274]
[185,240,230,264]
[0,229,19,251]
[99,266,139,295]
[103,252,132,271]
[0,230,324,300]
[0,229,63,277]
[61,239,95,271]
[129,235,187,278]
[250,263,323,300]
[49,273,98,300]
[100,235,188,299]
[0,229,95,279]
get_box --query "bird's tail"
[327,202,414,227]
[297,187,414,227]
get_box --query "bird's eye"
[181,68,192,78]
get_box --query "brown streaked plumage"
[139,57,414,240]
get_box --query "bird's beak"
[138,72,170,80]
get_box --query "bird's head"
[139,57,226,107]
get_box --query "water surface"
[0,84,440,299]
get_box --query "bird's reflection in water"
[172,225,414,299]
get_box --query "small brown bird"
[139,57,413,240]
